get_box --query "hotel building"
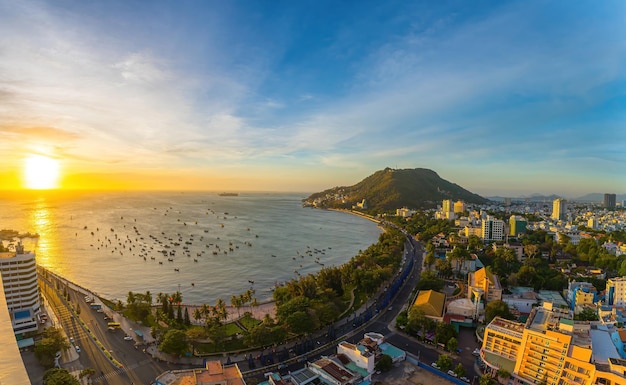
[480,303,626,385]
[607,277,626,307]
[0,243,41,335]
[552,198,566,221]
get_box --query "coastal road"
[41,273,174,385]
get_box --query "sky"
[0,0,625,197]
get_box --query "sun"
[23,155,60,189]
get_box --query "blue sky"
[0,0,624,197]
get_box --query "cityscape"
[1,1,625,385]
[2,192,626,385]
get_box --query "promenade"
[39,233,421,381]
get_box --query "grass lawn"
[196,337,246,354]
[224,322,244,336]
[239,314,262,330]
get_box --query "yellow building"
[480,304,626,385]
[412,290,446,322]
[454,200,465,213]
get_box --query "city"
[2,193,625,385]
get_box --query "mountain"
[304,167,488,212]
[574,193,626,203]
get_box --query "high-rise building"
[0,243,41,335]
[453,200,465,213]
[442,199,452,213]
[552,198,566,221]
[480,304,626,385]
[606,277,626,307]
[509,215,527,237]
[604,193,617,209]
[481,216,504,241]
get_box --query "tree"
[479,374,496,385]
[79,368,96,379]
[435,322,456,346]
[43,368,80,385]
[496,368,511,383]
[186,327,207,354]
[285,310,315,334]
[453,363,466,378]
[375,354,393,372]
[35,327,71,368]
[484,300,514,324]
[436,354,453,371]
[159,329,188,357]
[184,307,191,326]
[574,307,598,321]
[447,336,458,353]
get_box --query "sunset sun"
[23,155,60,189]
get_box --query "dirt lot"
[373,360,455,385]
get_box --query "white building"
[0,243,41,335]
[481,216,504,241]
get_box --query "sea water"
[0,191,381,304]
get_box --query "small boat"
[248,280,254,284]
[174,268,179,272]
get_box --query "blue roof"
[134,329,144,337]
[379,342,405,360]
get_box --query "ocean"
[0,191,381,305]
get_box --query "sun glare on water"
[24,155,60,189]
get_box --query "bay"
[0,191,381,304]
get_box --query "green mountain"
[304,167,488,212]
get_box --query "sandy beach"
[183,302,277,325]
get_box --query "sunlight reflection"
[25,197,58,268]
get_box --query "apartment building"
[0,243,41,335]
[480,303,626,385]
[482,216,504,241]
[607,277,626,307]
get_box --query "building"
[155,361,245,385]
[412,290,446,322]
[468,267,502,320]
[481,216,504,241]
[552,198,566,221]
[480,303,626,385]
[604,193,617,209]
[0,279,31,385]
[395,207,416,218]
[0,243,41,335]
[566,281,597,312]
[454,200,466,213]
[509,215,527,237]
[607,277,626,307]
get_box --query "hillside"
[304,167,488,212]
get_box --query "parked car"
[124,335,133,341]
[431,362,439,369]
[472,348,481,356]
[69,337,74,344]
[447,370,458,377]
[461,376,471,383]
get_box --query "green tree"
[79,368,96,379]
[43,368,80,385]
[285,310,315,334]
[159,329,188,357]
[447,336,458,352]
[375,354,393,372]
[485,300,514,324]
[435,322,456,346]
[497,368,511,383]
[453,363,466,378]
[184,307,191,326]
[35,327,71,368]
[479,374,496,385]
[436,354,453,371]
[186,327,207,354]
[574,308,598,321]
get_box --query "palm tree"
[171,291,183,306]
[193,307,203,323]
[231,295,241,318]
